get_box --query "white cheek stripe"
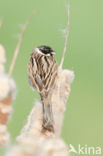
[35,48,43,55]
[46,54,51,56]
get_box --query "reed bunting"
[27,45,58,132]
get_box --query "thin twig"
[8,10,36,77]
[59,6,70,69]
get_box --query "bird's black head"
[38,45,56,56]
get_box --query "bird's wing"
[37,55,58,92]
[45,57,58,91]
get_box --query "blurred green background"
[0,0,103,155]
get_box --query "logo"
[69,144,102,155]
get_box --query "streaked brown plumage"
[27,46,58,132]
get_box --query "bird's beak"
[51,51,56,55]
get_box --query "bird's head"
[34,45,56,56]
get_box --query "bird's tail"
[41,94,54,132]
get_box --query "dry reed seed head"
[0,95,12,146]
[0,74,16,130]
[6,137,44,156]
[6,138,69,156]
[58,68,74,85]
[0,124,10,146]
[17,100,54,146]
[38,138,69,156]
[17,100,50,143]
[55,69,74,104]
[0,95,12,125]
[0,64,5,73]
[7,137,68,156]
[0,73,15,146]
[59,70,74,99]
[50,69,74,136]
[0,45,6,64]
[6,145,31,156]
[0,73,16,101]
[63,70,75,84]
[0,74,11,100]
[16,100,42,143]
[52,69,74,109]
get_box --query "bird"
[27,45,58,132]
